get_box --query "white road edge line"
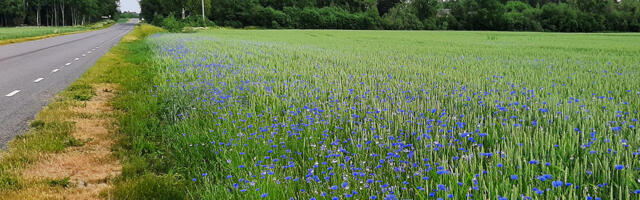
[5,90,20,97]
[34,78,44,83]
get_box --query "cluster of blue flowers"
[148,34,639,199]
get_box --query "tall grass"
[135,30,639,199]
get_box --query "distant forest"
[141,0,640,32]
[0,0,118,26]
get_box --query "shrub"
[161,14,185,33]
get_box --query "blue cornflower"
[533,188,544,195]
[330,185,338,190]
[370,195,377,199]
[634,190,640,194]
[342,182,349,188]
[497,163,504,168]
[261,193,268,198]
[537,176,547,181]
[191,178,197,182]
[552,180,563,188]
[510,175,518,180]
[529,160,539,164]
[615,165,624,170]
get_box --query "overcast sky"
[120,0,141,13]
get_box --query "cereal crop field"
[0,26,87,41]
[138,30,640,199]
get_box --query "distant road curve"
[0,19,139,148]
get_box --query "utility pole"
[201,0,205,22]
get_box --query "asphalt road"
[0,19,138,148]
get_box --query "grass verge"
[0,24,166,199]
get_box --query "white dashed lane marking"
[74,58,80,61]
[65,63,71,66]
[34,78,44,83]
[82,54,86,57]
[5,90,20,97]
[52,69,60,73]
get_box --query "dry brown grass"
[3,84,121,200]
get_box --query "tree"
[377,0,401,16]
[412,0,438,21]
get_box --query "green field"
[0,26,88,41]
[118,30,640,199]
[0,20,115,43]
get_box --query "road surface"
[0,19,138,148]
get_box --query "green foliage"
[0,0,118,27]
[161,14,185,32]
[412,0,439,20]
[118,11,140,19]
[382,3,423,30]
[110,174,186,200]
[66,83,95,101]
[140,0,640,32]
[48,177,71,188]
[540,3,580,32]
[503,1,542,31]
[0,169,20,191]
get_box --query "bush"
[182,15,215,27]
[161,14,185,32]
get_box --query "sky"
[119,0,141,13]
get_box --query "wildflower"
[552,180,563,188]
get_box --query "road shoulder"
[0,24,162,199]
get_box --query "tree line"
[146,0,640,32]
[0,0,118,27]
